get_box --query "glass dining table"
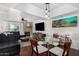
[38,36,60,47]
[38,36,61,55]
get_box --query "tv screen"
[35,22,45,31]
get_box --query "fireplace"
[24,32,30,36]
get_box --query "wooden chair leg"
[66,50,69,56]
[17,52,20,56]
[36,53,38,56]
[18,53,20,56]
[31,50,33,56]
[49,52,51,56]
[47,51,49,56]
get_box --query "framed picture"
[52,16,77,28]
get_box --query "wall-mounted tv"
[35,22,45,31]
[52,16,77,28]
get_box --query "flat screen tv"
[35,22,45,31]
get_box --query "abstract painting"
[52,16,77,27]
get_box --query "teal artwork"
[52,16,77,27]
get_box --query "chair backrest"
[30,38,38,47]
[53,33,59,38]
[33,33,39,40]
[33,32,46,41]
[62,38,72,56]
[30,38,38,54]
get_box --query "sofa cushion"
[0,33,20,42]
[7,34,18,42]
[0,33,8,43]
[0,41,19,49]
[0,43,20,56]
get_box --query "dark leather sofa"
[0,32,20,56]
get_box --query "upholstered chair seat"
[38,41,46,45]
[33,45,48,54]
[49,47,64,56]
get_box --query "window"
[8,22,20,32]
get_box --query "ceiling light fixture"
[45,3,50,19]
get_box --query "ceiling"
[0,3,79,20]
[32,3,64,10]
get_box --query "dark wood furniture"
[30,38,48,56]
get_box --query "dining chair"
[33,33,46,46]
[49,39,72,56]
[30,38,48,56]
[52,33,60,46]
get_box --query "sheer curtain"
[0,20,8,33]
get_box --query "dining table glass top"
[38,36,60,46]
